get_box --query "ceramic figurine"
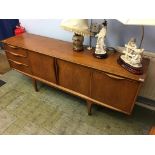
[118,38,144,74]
[94,20,108,59]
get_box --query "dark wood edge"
[54,58,59,85]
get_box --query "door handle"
[54,58,59,84]
[7,44,18,49]
[8,59,28,67]
[105,73,125,80]
[7,51,27,57]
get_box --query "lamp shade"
[60,19,90,36]
[118,19,155,25]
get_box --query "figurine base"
[93,53,108,59]
[117,56,143,75]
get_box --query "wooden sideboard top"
[2,33,150,82]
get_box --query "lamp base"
[72,33,84,52]
[93,53,108,59]
[117,56,143,75]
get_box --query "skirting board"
[136,96,155,111]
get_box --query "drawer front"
[5,51,29,65]
[4,44,28,57]
[8,59,31,74]
[91,70,140,113]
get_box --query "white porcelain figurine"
[95,26,107,55]
[121,38,144,68]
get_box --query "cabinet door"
[29,52,56,83]
[57,59,91,96]
[91,70,140,113]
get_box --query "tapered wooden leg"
[87,100,93,115]
[32,79,38,92]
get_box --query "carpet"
[0,52,11,74]
[0,70,155,135]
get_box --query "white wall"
[20,19,155,52]
[19,19,90,45]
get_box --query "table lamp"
[117,19,155,75]
[61,19,90,51]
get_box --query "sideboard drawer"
[8,59,31,74]
[4,44,28,57]
[91,70,140,113]
[6,51,29,65]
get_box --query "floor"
[0,70,155,135]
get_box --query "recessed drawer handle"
[105,73,125,80]
[8,51,27,57]
[8,59,28,67]
[7,44,18,49]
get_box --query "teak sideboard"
[1,33,150,115]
